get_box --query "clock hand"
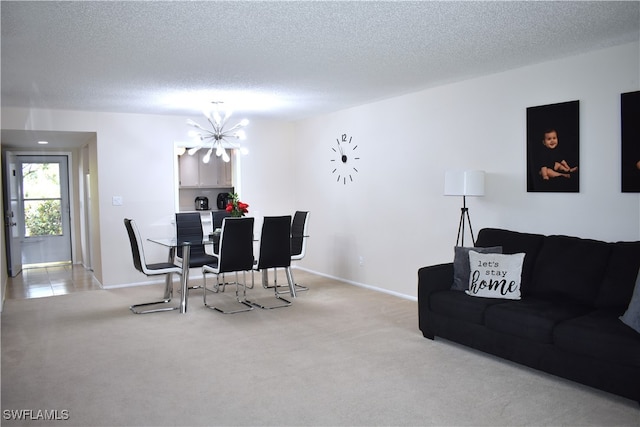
[336,141,348,163]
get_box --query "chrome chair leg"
[245,270,254,289]
[248,267,293,309]
[285,267,297,298]
[289,268,309,292]
[262,268,286,292]
[130,273,179,314]
[162,269,173,299]
[270,267,297,297]
[130,300,179,314]
[265,267,306,295]
[204,271,253,314]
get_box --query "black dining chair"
[248,215,295,309]
[212,210,232,230]
[124,218,182,314]
[261,211,310,294]
[211,210,232,254]
[175,212,218,288]
[290,211,310,292]
[202,217,255,314]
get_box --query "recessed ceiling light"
[37,140,49,145]
[161,90,287,113]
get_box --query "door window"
[22,162,63,237]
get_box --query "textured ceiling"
[1,0,639,126]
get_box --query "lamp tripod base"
[455,196,476,247]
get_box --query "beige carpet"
[1,271,638,426]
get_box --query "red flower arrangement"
[225,193,249,217]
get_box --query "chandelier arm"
[200,129,216,139]
[220,147,230,162]
[190,136,216,151]
[187,146,202,155]
[224,122,246,133]
[206,117,220,132]
[186,119,207,131]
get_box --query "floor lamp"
[444,170,485,247]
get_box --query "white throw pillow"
[466,251,525,300]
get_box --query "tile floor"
[5,264,102,300]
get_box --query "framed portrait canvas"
[621,91,640,192]
[526,100,580,193]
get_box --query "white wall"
[291,42,640,299]
[1,109,295,287]
[1,42,638,297]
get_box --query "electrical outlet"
[359,256,365,266]
[112,196,123,206]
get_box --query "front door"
[16,155,72,266]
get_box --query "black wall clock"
[330,133,360,185]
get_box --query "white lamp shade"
[444,170,485,196]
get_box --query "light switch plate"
[112,196,123,206]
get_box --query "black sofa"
[418,228,640,403]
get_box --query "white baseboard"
[105,267,416,302]
[292,266,417,302]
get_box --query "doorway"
[4,155,72,274]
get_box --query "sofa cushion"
[530,235,611,306]
[619,267,640,334]
[466,251,524,299]
[452,246,502,291]
[429,290,508,325]
[555,309,640,368]
[596,241,640,310]
[475,228,545,295]
[484,298,592,344]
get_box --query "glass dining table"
[147,233,219,314]
[148,230,296,313]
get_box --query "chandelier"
[186,102,249,163]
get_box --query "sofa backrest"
[529,235,611,306]
[475,228,545,296]
[595,241,640,310]
[476,228,640,309]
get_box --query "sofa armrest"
[418,263,454,339]
[418,263,454,297]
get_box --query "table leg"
[180,245,191,313]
